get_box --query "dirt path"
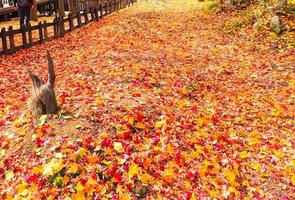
[0,0,294,199]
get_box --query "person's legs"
[18,7,26,27]
[25,6,31,27]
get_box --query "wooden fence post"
[8,26,15,52]
[69,13,74,31]
[1,28,8,54]
[77,12,82,27]
[44,21,48,40]
[99,4,103,17]
[83,9,89,24]
[94,7,99,20]
[27,24,33,47]
[21,26,27,48]
[60,17,65,36]
[90,8,95,21]
[53,17,58,38]
[104,3,107,16]
[38,22,44,43]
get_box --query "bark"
[29,51,59,117]
[31,0,38,22]
[275,0,288,9]
[270,14,282,34]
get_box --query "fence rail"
[0,0,136,55]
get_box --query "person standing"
[14,0,34,28]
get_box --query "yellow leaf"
[181,86,188,95]
[190,150,199,159]
[195,145,205,156]
[86,178,97,186]
[135,122,145,129]
[185,181,191,190]
[76,181,84,192]
[208,189,219,197]
[119,192,131,200]
[239,151,248,159]
[140,173,154,184]
[13,119,23,127]
[167,161,179,169]
[72,191,85,200]
[166,143,174,154]
[102,160,111,166]
[38,115,47,124]
[242,180,250,187]
[95,98,104,106]
[5,195,13,200]
[248,131,261,146]
[20,189,29,197]
[68,163,78,173]
[204,160,212,167]
[17,128,26,136]
[155,119,166,128]
[114,142,124,153]
[224,169,236,183]
[47,194,56,200]
[196,117,204,126]
[30,183,38,191]
[190,193,197,200]
[127,116,134,125]
[118,157,126,165]
[17,181,28,193]
[32,165,44,174]
[128,164,140,178]
[250,162,262,170]
[62,176,70,185]
[291,175,295,185]
[164,168,175,176]
[0,149,5,157]
[273,149,281,158]
[43,159,64,176]
[154,146,160,151]
[178,99,189,109]
[77,148,88,157]
[100,186,107,194]
[229,186,240,196]
[5,171,14,180]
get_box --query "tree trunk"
[68,0,76,15]
[58,0,65,17]
[29,51,59,117]
[31,0,38,21]
[275,0,287,9]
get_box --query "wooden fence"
[0,0,136,55]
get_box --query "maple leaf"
[76,181,84,192]
[42,158,64,176]
[128,164,140,178]
[224,168,237,183]
[239,151,248,159]
[140,173,154,184]
[114,142,124,153]
[17,181,28,193]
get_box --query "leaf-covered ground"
[0,0,294,199]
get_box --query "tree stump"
[28,51,59,117]
[270,14,282,35]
